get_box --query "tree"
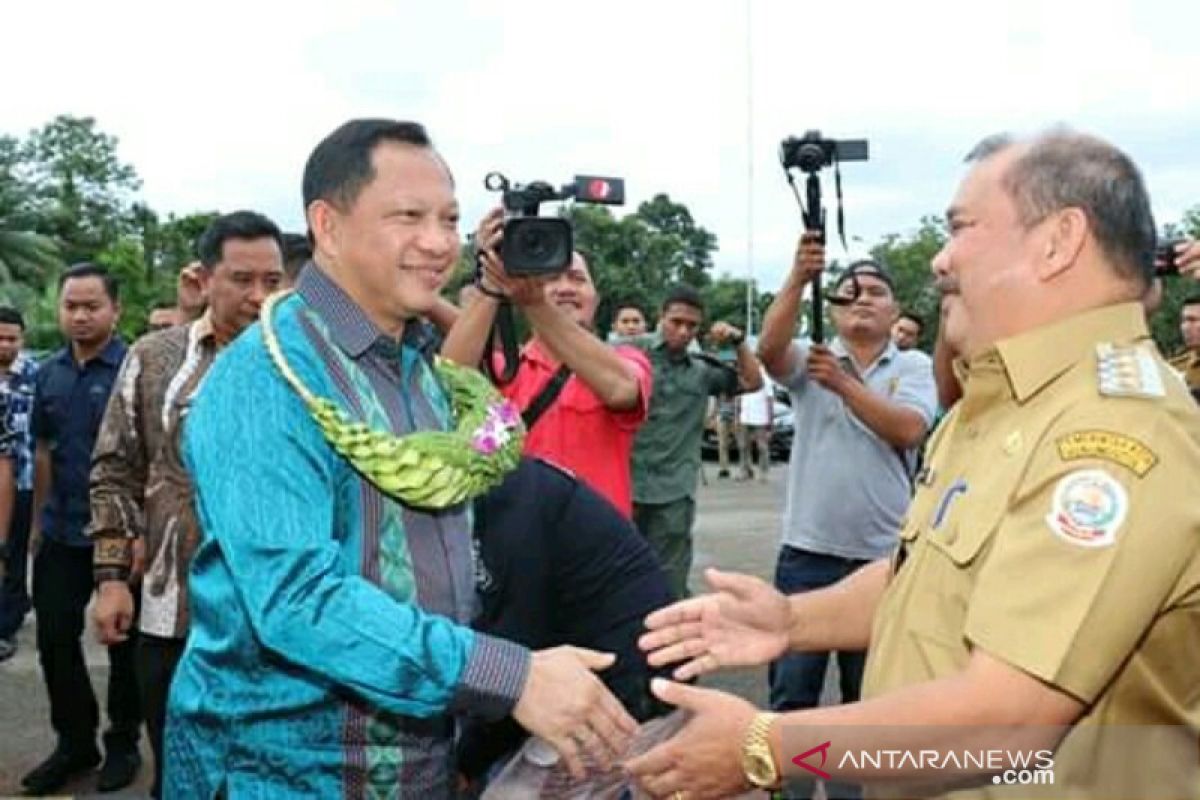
[21,114,141,264]
[0,134,61,290]
[868,216,946,350]
[565,195,720,336]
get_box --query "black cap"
[834,259,895,293]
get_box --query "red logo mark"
[791,741,832,780]
[587,179,611,199]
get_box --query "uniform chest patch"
[1056,430,1157,477]
[1045,469,1127,548]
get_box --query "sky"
[3,0,1198,292]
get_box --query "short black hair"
[1183,294,1200,309]
[835,259,895,293]
[898,310,924,331]
[0,306,24,329]
[281,233,313,279]
[613,299,647,319]
[661,284,705,315]
[302,119,434,213]
[59,262,119,302]
[196,210,284,269]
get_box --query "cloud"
[2,0,1197,295]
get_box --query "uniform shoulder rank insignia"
[1095,343,1165,399]
[1056,430,1158,477]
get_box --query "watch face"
[746,751,778,785]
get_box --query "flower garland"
[260,291,524,509]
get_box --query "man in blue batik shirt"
[168,119,636,798]
[0,306,39,663]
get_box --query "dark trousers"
[0,490,33,639]
[32,538,141,754]
[137,632,185,798]
[633,497,696,600]
[770,546,868,800]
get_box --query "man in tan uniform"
[1168,294,1200,394]
[627,129,1200,799]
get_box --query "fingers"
[637,767,686,799]
[550,731,586,779]
[702,567,761,600]
[642,622,707,666]
[624,740,675,781]
[569,646,617,672]
[643,597,706,632]
[650,677,711,712]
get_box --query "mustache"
[935,276,961,296]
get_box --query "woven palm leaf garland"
[260,291,524,509]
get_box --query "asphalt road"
[0,464,823,798]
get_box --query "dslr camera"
[780,130,869,173]
[484,172,625,275]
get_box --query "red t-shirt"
[497,340,652,517]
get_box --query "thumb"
[569,646,617,672]
[704,568,764,601]
[651,678,713,711]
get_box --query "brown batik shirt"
[90,313,219,639]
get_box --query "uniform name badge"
[1045,469,1127,548]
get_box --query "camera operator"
[756,237,937,721]
[441,208,652,518]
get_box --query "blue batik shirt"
[0,354,39,491]
[165,265,530,799]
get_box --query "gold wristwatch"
[741,712,781,789]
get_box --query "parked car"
[701,386,793,462]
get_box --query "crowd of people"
[0,117,1197,799]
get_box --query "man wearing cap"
[755,241,937,720]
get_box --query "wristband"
[475,279,507,301]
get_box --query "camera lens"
[516,226,553,260]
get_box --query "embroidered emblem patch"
[1056,430,1158,477]
[1045,469,1127,548]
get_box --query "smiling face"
[309,141,459,334]
[542,252,599,329]
[931,147,1046,357]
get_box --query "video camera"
[484,172,625,275]
[779,131,869,174]
[1155,239,1184,277]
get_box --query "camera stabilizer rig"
[779,131,869,343]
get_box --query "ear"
[307,200,342,263]
[1037,207,1088,282]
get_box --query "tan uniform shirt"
[863,303,1200,797]
[90,314,219,638]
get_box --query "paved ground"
[0,463,820,797]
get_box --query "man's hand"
[708,321,744,347]
[625,680,758,800]
[639,568,791,680]
[1176,239,1200,280]
[475,206,550,307]
[177,261,208,321]
[93,581,135,645]
[130,537,146,584]
[512,645,638,779]
[807,344,851,394]
[791,231,825,286]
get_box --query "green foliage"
[566,194,720,336]
[867,215,946,350]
